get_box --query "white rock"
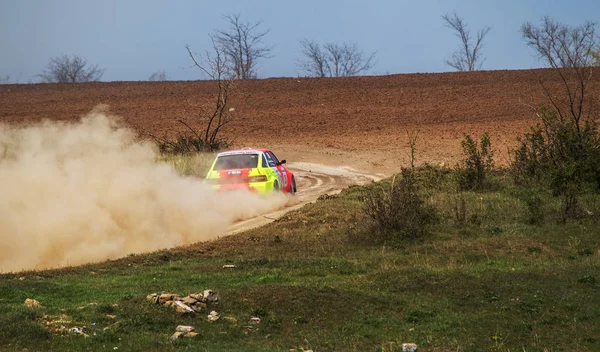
[24,298,40,307]
[207,310,220,322]
[173,301,194,313]
[176,325,195,333]
[170,331,184,340]
[402,343,418,352]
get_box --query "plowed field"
[1,68,595,175]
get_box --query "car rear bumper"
[210,181,274,194]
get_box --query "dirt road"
[227,162,383,234]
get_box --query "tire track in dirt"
[226,162,384,234]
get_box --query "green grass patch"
[1,168,600,351]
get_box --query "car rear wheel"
[289,176,297,195]
[273,181,280,191]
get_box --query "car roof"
[217,148,269,156]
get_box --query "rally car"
[205,148,296,194]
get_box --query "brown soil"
[1,68,596,176]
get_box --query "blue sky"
[1,0,599,82]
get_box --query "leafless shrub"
[213,13,272,79]
[298,39,376,77]
[442,12,490,71]
[149,39,235,154]
[38,54,104,83]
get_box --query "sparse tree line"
[362,15,600,241]
[11,13,598,85]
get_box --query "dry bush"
[362,168,436,244]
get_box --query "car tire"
[289,176,297,195]
[273,181,280,191]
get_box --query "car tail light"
[247,175,267,183]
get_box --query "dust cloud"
[0,106,290,273]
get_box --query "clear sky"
[1,0,599,82]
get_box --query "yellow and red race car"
[205,148,297,194]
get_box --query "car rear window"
[213,154,259,170]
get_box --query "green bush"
[510,108,600,220]
[362,168,436,243]
[457,133,494,191]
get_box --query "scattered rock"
[70,326,89,337]
[189,293,203,301]
[203,290,219,303]
[170,326,198,340]
[173,301,194,314]
[207,310,220,322]
[203,290,213,299]
[146,293,157,302]
[190,302,207,313]
[18,276,26,281]
[106,314,117,319]
[181,296,198,305]
[402,343,418,352]
[24,298,40,307]
[159,293,175,304]
[170,331,184,341]
[249,316,261,324]
[222,264,236,269]
[175,325,195,333]
[149,290,219,316]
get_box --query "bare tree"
[38,54,104,83]
[299,39,327,77]
[145,39,236,153]
[442,13,490,71]
[522,17,597,69]
[213,13,272,79]
[0,75,9,84]
[148,39,236,153]
[186,38,236,147]
[298,39,376,77]
[521,17,597,125]
[148,70,168,81]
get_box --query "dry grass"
[157,152,217,178]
